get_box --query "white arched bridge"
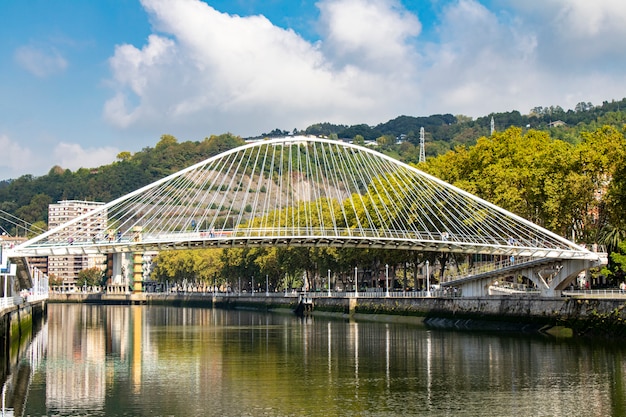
[13,136,605,297]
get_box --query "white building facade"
[48,200,107,290]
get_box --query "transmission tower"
[418,127,426,163]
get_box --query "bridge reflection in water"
[6,304,626,416]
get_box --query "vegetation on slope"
[3,99,626,289]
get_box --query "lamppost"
[238,277,241,296]
[385,264,389,297]
[425,260,430,297]
[354,266,359,298]
[266,274,269,296]
[251,276,254,296]
[328,269,331,296]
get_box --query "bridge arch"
[16,136,597,262]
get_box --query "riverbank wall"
[0,300,47,383]
[48,292,626,337]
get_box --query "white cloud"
[552,0,626,38]
[317,0,421,70]
[416,0,626,116]
[51,143,119,172]
[102,0,626,139]
[498,0,626,72]
[506,0,626,38]
[104,0,423,136]
[0,135,36,176]
[418,0,542,114]
[0,134,119,180]
[14,45,68,78]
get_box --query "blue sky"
[1,0,626,181]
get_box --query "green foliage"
[76,267,104,287]
[609,242,626,279]
[2,98,626,288]
[48,273,63,286]
[422,126,623,242]
[152,249,224,284]
[16,194,52,225]
[116,120,626,289]
[303,122,348,137]
[117,151,132,161]
[0,133,245,235]
[339,124,381,141]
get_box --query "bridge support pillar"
[446,256,605,298]
[110,253,134,290]
[105,254,113,285]
[458,280,490,297]
[539,288,562,298]
[536,259,595,297]
[133,252,143,293]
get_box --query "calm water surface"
[17,303,626,416]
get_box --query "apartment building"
[48,200,107,289]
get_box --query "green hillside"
[2,98,626,237]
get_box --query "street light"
[328,269,331,296]
[354,266,359,297]
[385,264,389,297]
[425,260,430,297]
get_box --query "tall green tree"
[76,267,104,287]
[423,127,593,237]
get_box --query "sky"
[1,0,626,181]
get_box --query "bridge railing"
[310,290,462,298]
[140,227,433,243]
[27,227,583,251]
[563,289,626,298]
[147,289,463,298]
[443,256,539,282]
[26,293,48,303]
[0,297,15,310]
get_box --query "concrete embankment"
[0,299,47,382]
[48,293,626,338]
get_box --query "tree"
[200,133,245,157]
[423,127,590,236]
[353,134,365,146]
[155,134,178,149]
[16,193,52,226]
[48,273,63,287]
[117,151,132,161]
[152,249,225,286]
[376,134,395,149]
[76,267,104,287]
[574,102,593,113]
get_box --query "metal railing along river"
[89,288,463,299]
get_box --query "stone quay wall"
[0,300,46,363]
[48,292,626,337]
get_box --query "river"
[11,303,626,416]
